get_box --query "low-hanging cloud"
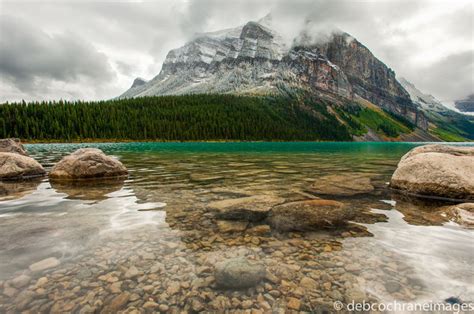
[0,15,115,99]
[0,0,472,103]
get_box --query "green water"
[0,142,472,313]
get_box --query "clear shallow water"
[0,142,473,313]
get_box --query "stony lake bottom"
[0,142,473,313]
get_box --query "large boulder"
[49,148,128,180]
[267,199,354,231]
[390,145,474,201]
[0,152,46,180]
[214,257,266,289]
[309,174,375,196]
[208,195,284,221]
[0,138,28,156]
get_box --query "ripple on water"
[0,142,472,312]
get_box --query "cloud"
[0,0,472,102]
[0,15,116,100]
[413,50,474,102]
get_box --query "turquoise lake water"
[0,142,473,312]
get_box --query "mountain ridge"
[119,16,472,142]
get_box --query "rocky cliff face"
[120,16,427,129]
[310,33,427,129]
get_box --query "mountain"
[119,15,472,142]
[399,78,474,141]
[455,95,474,113]
[398,77,450,114]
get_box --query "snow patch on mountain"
[398,77,450,113]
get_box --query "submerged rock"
[267,199,354,231]
[214,257,266,289]
[100,292,130,313]
[0,138,28,156]
[247,224,271,235]
[309,174,375,196]
[216,220,248,233]
[208,195,284,221]
[49,148,128,180]
[11,274,31,288]
[391,145,474,201]
[29,257,60,272]
[0,152,46,180]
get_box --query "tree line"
[0,94,353,141]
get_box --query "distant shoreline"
[22,139,330,144]
[21,139,472,145]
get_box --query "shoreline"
[22,139,472,145]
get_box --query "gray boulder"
[391,145,474,201]
[214,257,266,289]
[0,152,46,180]
[49,148,128,180]
[0,138,28,156]
[267,199,354,231]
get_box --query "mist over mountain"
[120,16,425,126]
[455,95,474,113]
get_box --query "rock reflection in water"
[0,178,42,201]
[392,193,457,226]
[50,178,126,202]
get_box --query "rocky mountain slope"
[399,78,450,114]
[399,78,474,141]
[120,16,472,141]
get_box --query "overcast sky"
[0,0,472,104]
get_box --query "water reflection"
[0,183,167,280]
[0,178,42,201]
[0,142,472,312]
[366,208,474,303]
[392,193,457,226]
[50,178,126,202]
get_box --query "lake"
[0,142,473,312]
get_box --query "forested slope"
[0,95,352,142]
[1,94,470,142]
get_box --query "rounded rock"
[49,148,128,180]
[0,138,28,156]
[391,145,474,201]
[214,257,266,289]
[0,153,46,180]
